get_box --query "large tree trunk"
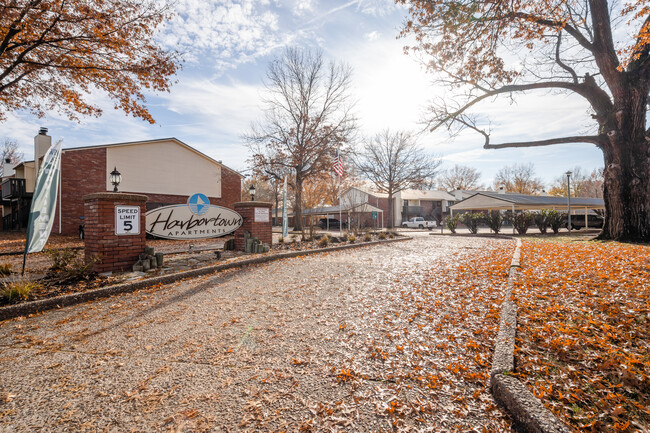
[600,139,650,242]
[598,80,650,242]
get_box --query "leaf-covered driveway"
[0,234,514,432]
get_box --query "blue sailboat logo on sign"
[188,193,210,216]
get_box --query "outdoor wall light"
[110,166,122,192]
[249,184,256,201]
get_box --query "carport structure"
[450,192,605,232]
[302,203,384,230]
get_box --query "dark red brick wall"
[220,167,243,207]
[84,194,147,273]
[56,148,243,236]
[55,148,106,236]
[365,195,390,228]
[422,200,434,217]
[233,202,272,250]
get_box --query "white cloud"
[160,0,285,71]
[364,31,380,41]
[355,0,401,16]
[291,0,316,15]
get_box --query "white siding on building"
[106,140,222,197]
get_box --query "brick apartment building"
[340,187,456,228]
[1,130,243,235]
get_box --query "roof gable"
[63,137,243,178]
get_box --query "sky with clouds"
[0,0,605,187]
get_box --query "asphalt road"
[0,233,515,432]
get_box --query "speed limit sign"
[115,205,140,235]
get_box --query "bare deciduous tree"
[0,137,22,177]
[245,47,356,231]
[548,166,604,198]
[493,163,544,194]
[353,129,442,228]
[437,164,483,191]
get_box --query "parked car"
[318,218,347,229]
[401,217,437,230]
[566,214,604,230]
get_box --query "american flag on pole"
[332,150,343,176]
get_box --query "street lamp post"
[249,184,256,201]
[566,171,572,235]
[110,167,122,192]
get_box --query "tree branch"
[628,14,650,74]
[485,135,604,149]
[507,12,594,52]
[429,80,611,131]
[555,32,579,83]
[588,0,621,83]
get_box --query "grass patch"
[0,263,12,277]
[1,279,41,303]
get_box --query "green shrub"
[45,248,78,271]
[485,210,504,234]
[363,234,372,242]
[319,236,330,247]
[378,232,387,240]
[445,215,460,233]
[0,263,12,277]
[387,232,395,239]
[461,213,481,234]
[547,210,566,234]
[534,210,552,234]
[1,279,40,303]
[347,235,356,243]
[45,248,98,281]
[513,211,534,235]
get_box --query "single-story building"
[299,186,457,229]
[449,190,605,229]
[394,189,456,226]
[1,129,243,235]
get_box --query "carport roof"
[302,203,384,216]
[450,192,605,211]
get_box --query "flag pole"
[338,144,342,237]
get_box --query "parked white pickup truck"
[401,217,437,229]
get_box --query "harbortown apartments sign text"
[145,193,243,240]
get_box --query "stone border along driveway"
[0,237,409,322]
[490,238,570,433]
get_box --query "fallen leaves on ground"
[0,233,396,307]
[513,240,650,432]
[0,236,515,431]
[237,238,515,431]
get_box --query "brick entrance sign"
[83,193,147,273]
[233,201,272,251]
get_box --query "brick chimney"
[34,127,51,175]
[2,158,14,178]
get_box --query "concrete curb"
[0,236,410,322]
[0,246,84,257]
[490,238,570,433]
[429,232,516,240]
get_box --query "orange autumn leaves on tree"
[0,0,180,123]
[513,240,650,432]
[398,0,649,84]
